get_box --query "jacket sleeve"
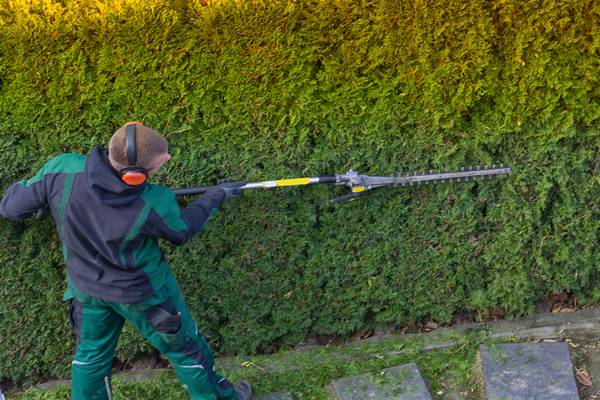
[0,163,52,221]
[143,188,226,245]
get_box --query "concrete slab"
[328,363,432,399]
[476,342,579,400]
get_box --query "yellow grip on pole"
[274,178,312,187]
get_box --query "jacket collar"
[85,146,146,206]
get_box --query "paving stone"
[257,392,293,400]
[35,378,71,390]
[129,353,158,371]
[328,363,432,399]
[476,342,579,400]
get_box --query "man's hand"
[215,181,246,200]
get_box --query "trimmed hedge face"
[0,0,598,382]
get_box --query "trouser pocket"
[67,298,84,344]
[143,299,185,349]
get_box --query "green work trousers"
[66,273,237,400]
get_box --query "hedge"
[0,0,598,383]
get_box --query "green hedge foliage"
[0,0,598,383]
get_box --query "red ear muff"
[119,122,148,186]
[121,170,147,186]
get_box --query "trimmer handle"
[330,191,367,203]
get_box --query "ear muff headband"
[126,124,138,165]
[121,121,147,186]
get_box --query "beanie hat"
[108,123,168,169]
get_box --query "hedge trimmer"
[173,164,512,203]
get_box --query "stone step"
[328,363,433,399]
[476,342,579,400]
[257,392,293,400]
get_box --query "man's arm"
[0,162,53,221]
[0,154,85,221]
[143,188,227,245]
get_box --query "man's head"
[108,123,171,179]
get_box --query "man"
[0,122,251,400]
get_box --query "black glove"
[215,180,246,200]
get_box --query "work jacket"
[0,146,225,303]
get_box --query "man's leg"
[115,275,237,400]
[166,275,237,400]
[68,297,125,400]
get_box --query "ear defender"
[120,121,148,186]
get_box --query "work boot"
[233,380,252,400]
